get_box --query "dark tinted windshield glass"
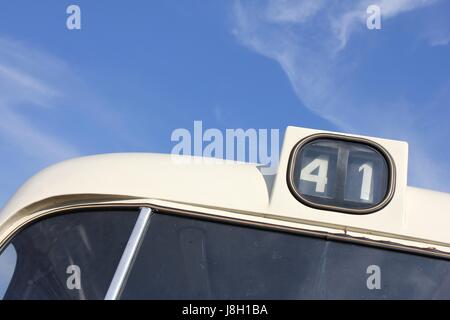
[1,209,138,300]
[121,213,450,299]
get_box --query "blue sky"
[0,0,449,207]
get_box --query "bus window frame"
[1,204,449,268]
[1,203,450,300]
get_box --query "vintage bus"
[0,126,449,299]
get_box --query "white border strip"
[104,207,152,300]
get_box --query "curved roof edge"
[0,153,270,227]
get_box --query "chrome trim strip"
[104,207,152,300]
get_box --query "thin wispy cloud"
[0,36,153,206]
[0,37,78,161]
[0,108,78,161]
[422,24,450,47]
[232,0,450,192]
[429,35,450,46]
[0,37,145,164]
[330,0,439,50]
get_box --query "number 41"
[300,156,373,201]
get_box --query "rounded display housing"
[287,134,396,214]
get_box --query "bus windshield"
[122,212,450,299]
[2,210,450,299]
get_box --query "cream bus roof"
[0,153,270,219]
[1,126,450,254]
